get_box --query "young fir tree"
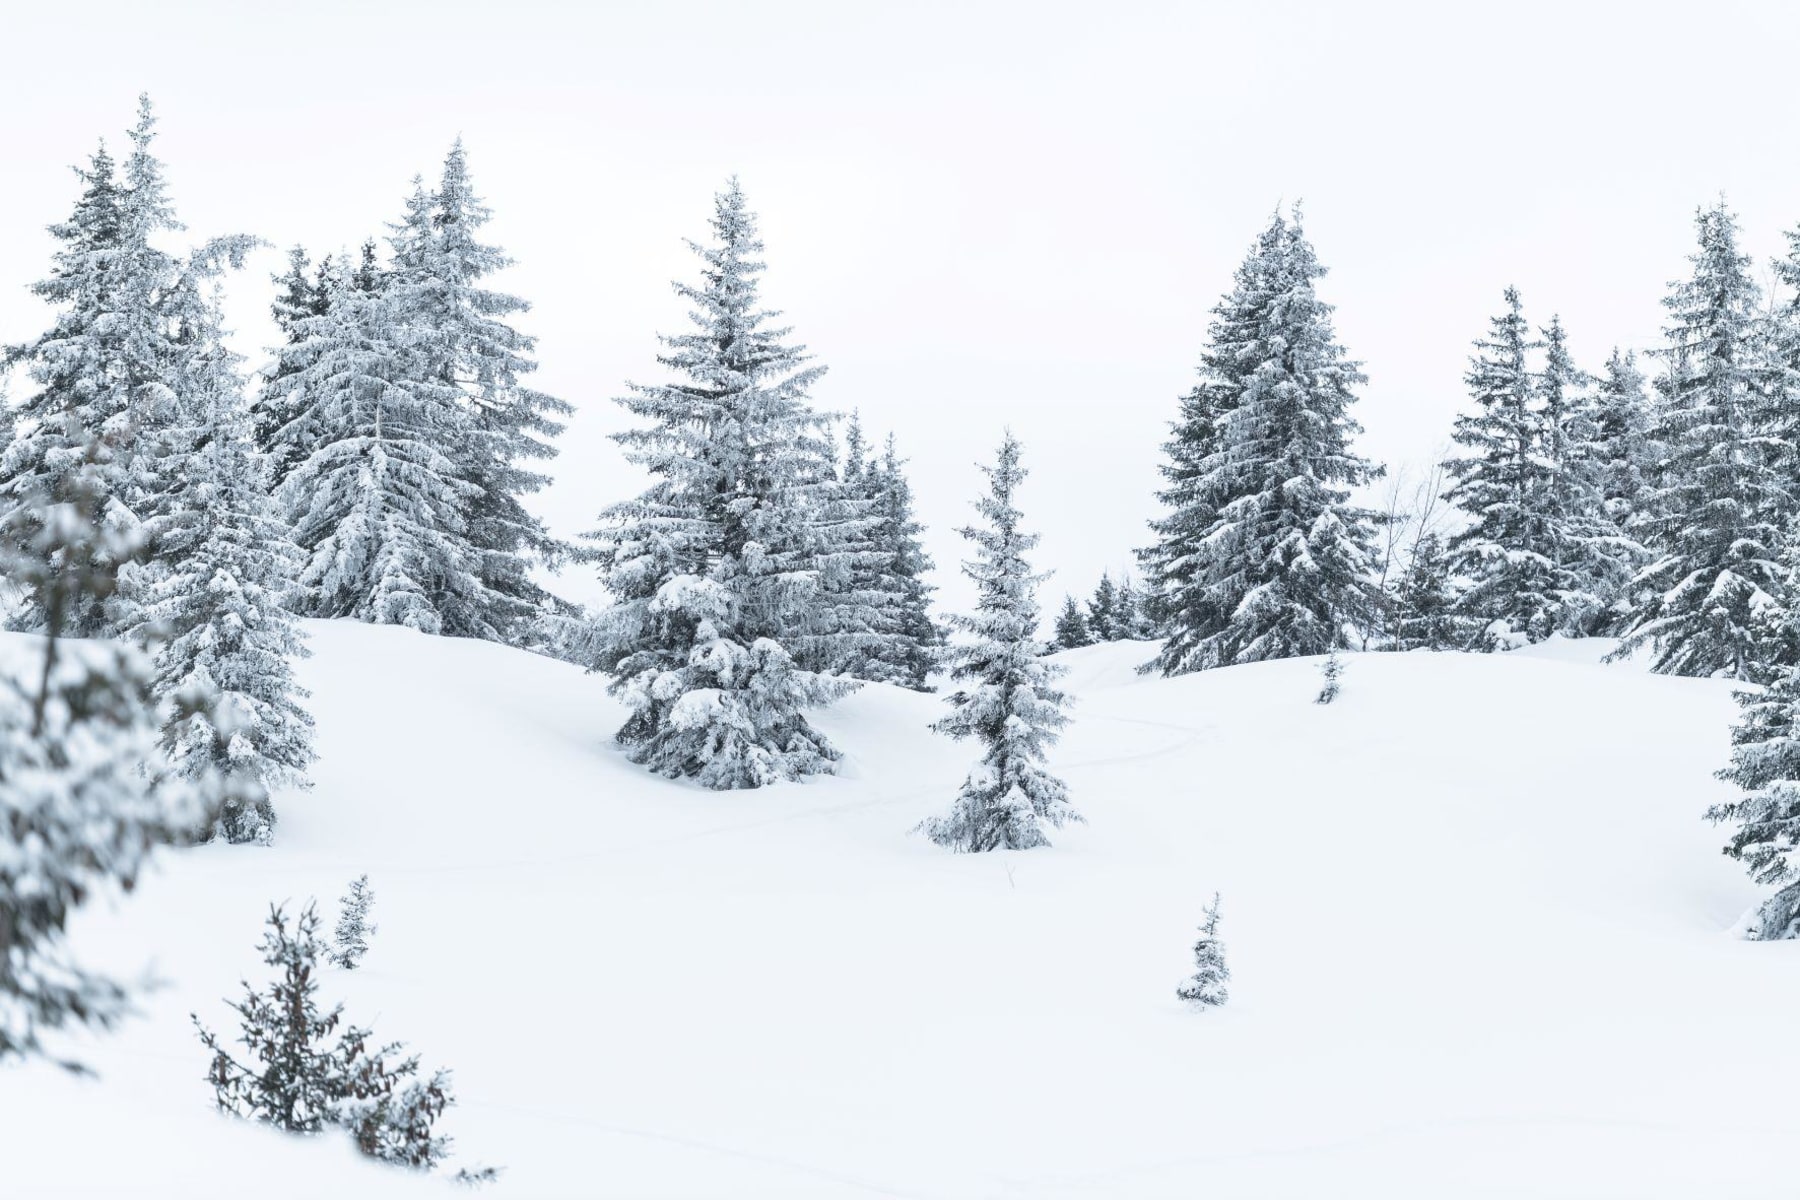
[1053,594,1093,650]
[917,433,1080,852]
[0,99,187,638]
[384,141,573,644]
[1315,648,1343,704]
[1389,531,1462,650]
[331,875,376,970]
[1175,893,1230,1008]
[1086,572,1120,641]
[1442,288,1560,646]
[195,903,458,1170]
[134,265,314,844]
[584,179,854,788]
[273,264,485,634]
[0,431,213,1064]
[1140,209,1383,674]
[1615,204,1790,679]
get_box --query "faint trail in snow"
[250,711,1214,880]
[990,1109,1800,1195]
[458,1098,936,1199]
[1059,710,1215,771]
[241,779,955,879]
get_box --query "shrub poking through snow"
[330,875,376,969]
[194,902,467,1171]
[1177,893,1231,1008]
[1316,650,1343,705]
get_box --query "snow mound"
[4,622,1792,1198]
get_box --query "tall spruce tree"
[255,246,334,485]
[1710,566,1800,939]
[273,266,485,634]
[1140,209,1382,674]
[1443,288,1559,645]
[584,179,854,787]
[788,411,889,681]
[1536,316,1642,634]
[1616,204,1789,678]
[134,267,314,844]
[1591,348,1656,539]
[384,141,573,643]
[865,433,939,689]
[917,433,1079,852]
[0,99,187,638]
[1389,531,1462,650]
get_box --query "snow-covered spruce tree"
[788,411,890,681]
[195,902,459,1170]
[0,100,187,638]
[1615,204,1790,679]
[272,263,484,634]
[134,266,313,844]
[1709,579,1800,940]
[864,432,939,689]
[1442,288,1558,646]
[917,433,1080,852]
[331,875,376,970]
[385,141,573,643]
[1139,209,1383,674]
[1176,893,1230,1008]
[1138,348,1237,669]
[584,179,854,788]
[1115,574,1158,639]
[1053,594,1093,649]
[254,246,336,485]
[1591,348,1657,540]
[1389,531,1462,650]
[1536,316,1641,635]
[0,450,213,1064]
[1086,572,1120,641]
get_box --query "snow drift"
[3,621,1791,1198]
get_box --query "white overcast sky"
[3,0,1799,614]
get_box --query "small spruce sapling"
[331,875,376,969]
[1316,650,1343,704]
[194,902,466,1172]
[1176,893,1231,1008]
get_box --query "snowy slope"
[5,621,1795,1198]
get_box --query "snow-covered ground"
[6,621,1794,1198]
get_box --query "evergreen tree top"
[122,94,181,243]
